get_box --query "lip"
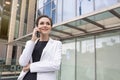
[41,29,49,31]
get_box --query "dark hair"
[36,15,53,27]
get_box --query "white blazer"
[17,38,62,80]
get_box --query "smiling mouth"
[42,29,48,31]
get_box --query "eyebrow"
[39,21,51,24]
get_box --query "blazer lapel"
[40,38,53,59]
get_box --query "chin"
[42,32,50,35]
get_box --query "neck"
[39,35,49,41]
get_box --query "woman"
[17,15,62,80]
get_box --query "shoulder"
[51,38,62,45]
[26,40,35,45]
[26,39,39,44]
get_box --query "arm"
[30,41,62,73]
[19,40,36,66]
[19,27,39,67]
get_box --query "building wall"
[0,0,12,40]
[4,0,36,65]
[0,44,7,60]
[6,0,18,65]
[35,0,120,80]
[36,0,119,24]
[16,0,27,65]
[26,0,36,34]
[0,0,120,79]
[61,30,120,80]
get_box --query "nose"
[43,23,49,28]
[43,23,47,26]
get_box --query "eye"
[46,22,51,25]
[39,22,44,25]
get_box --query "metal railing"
[0,58,22,80]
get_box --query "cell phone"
[36,31,40,37]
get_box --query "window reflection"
[0,0,12,39]
[0,1,3,16]
[14,0,22,39]
[96,35,120,48]
[77,36,95,80]
[36,0,56,24]
[23,0,29,35]
[96,32,120,80]
[57,0,62,23]
[77,0,94,16]
[61,40,75,80]
[63,0,75,21]
[43,0,51,17]
[43,0,56,23]
[81,39,94,53]
[0,0,3,33]
[36,0,119,24]
[95,0,118,10]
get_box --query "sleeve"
[19,40,36,66]
[30,41,62,73]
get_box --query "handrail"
[0,59,22,79]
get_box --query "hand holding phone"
[31,27,40,41]
[36,31,40,38]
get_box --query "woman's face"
[37,17,52,35]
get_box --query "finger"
[23,68,26,72]
[23,67,28,72]
[36,27,40,32]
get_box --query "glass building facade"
[0,0,120,80]
[61,31,120,80]
[0,0,12,62]
[36,0,120,80]
[0,0,36,79]
[36,0,118,24]
[0,0,12,39]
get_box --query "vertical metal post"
[75,38,77,80]
[94,35,97,80]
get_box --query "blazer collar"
[41,38,53,58]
